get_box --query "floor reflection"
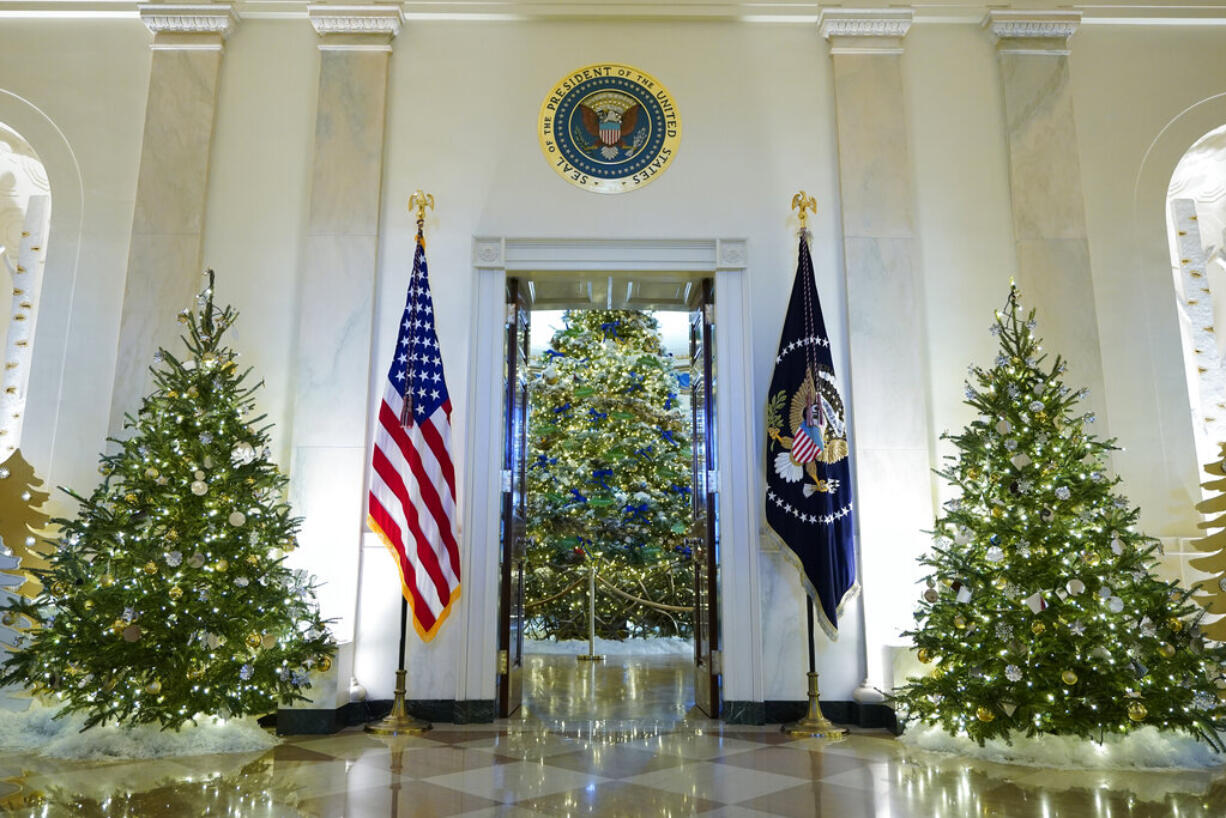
[0,655,1222,817]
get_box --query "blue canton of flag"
[764,233,858,639]
[392,246,448,425]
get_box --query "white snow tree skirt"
[901,723,1226,771]
[0,701,276,759]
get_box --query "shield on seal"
[599,118,622,145]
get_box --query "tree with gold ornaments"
[525,309,694,640]
[0,449,55,598]
[1191,445,1226,641]
[895,285,1226,749]
[0,272,334,729]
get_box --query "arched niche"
[0,90,83,479]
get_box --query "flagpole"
[780,192,846,740]
[366,191,438,737]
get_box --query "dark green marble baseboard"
[275,698,496,735]
[724,700,899,733]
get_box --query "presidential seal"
[539,64,681,194]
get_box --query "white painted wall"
[6,14,1226,706]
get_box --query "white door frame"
[456,237,764,713]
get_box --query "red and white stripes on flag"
[367,229,460,641]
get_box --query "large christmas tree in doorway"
[0,272,335,730]
[525,310,694,641]
[896,286,1226,748]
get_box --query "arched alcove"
[0,122,51,456]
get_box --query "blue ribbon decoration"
[531,454,557,470]
[634,445,655,459]
[554,402,572,416]
[588,408,608,425]
[569,488,588,504]
[623,502,650,523]
[623,371,644,394]
[669,483,692,496]
[657,427,678,445]
[544,349,565,359]
[592,468,614,491]
[665,391,678,410]
[600,320,621,340]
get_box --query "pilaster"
[985,9,1108,425]
[818,6,934,702]
[109,3,236,436]
[288,3,400,674]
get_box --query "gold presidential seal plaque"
[539,63,681,194]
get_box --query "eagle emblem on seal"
[767,367,849,496]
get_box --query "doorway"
[496,272,720,723]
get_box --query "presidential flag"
[368,226,461,641]
[764,233,857,638]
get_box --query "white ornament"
[985,546,1005,563]
[1066,579,1085,595]
[995,420,1012,435]
[194,470,205,480]
[1024,592,1047,613]
[228,511,246,527]
[954,529,972,545]
[190,481,208,496]
[1106,596,1124,614]
[1011,453,1032,469]
[1005,665,1022,682]
[1111,537,1124,555]
[231,443,256,466]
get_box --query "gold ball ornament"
[110,619,126,634]
[143,561,158,575]
[246,554,260,566]
[1159,643,1176,658]
[954,615,967,630]
[1083,552,1101,567]
[215,559,229,573]
[145,680,162,695]
[82,599,94,610]
[992,576,1008,590]
[991,507,1004,519]
[168,585,183,601]
[317,655,332,673]
[1168,618,1184,633]
[1127,701,1147,722]
[245,632,262,649]
[917,648,933,664]
[51,581,69,597]
[976,706,995,723]
[0,612,15,626]
[166,529,179,541]
[1061,670,1078,685]
[1032,621,1046,636]
[144,467,159,479]
[124,493,138,505]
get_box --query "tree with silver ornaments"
[895,285,1226,748]
[0,272,334,729]
[525,309,694,640]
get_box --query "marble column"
[819,7,934,701]
[288,4,401,655]
[985,10,1107,424]
[109,4,236,435]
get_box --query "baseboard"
[725,700,898,732]
[275,698,497,735]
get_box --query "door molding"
[457,237,764,711]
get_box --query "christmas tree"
[0,449,54,598]
[1191,444,1226,642]
[525,310,694,640]
[895,286,1226,748]
[0,272,334,729]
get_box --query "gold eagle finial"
[409,190,435,227]
[791,191,817,230]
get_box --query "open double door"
[496,276,721,718]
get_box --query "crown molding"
[818,7,912,55]
[308,3,402,35]
[984,9,1081,54]
[138,2,236,35]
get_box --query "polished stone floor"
[0,654,1223,816]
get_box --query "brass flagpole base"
[365,669,432,735]
[782,672,847,738]
[576,654,605,662]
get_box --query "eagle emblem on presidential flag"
[767,367,849,496]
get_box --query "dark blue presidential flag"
[765,233,857,638]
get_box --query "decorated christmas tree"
[525,310,694,640]
[1191,445,1226,642]
[0,272,334,729]
[0,449,54,598]
[896,286,1226,748]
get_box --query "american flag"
[367,227,460,642]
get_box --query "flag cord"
[806,596,816,674]
[397,595,409,672]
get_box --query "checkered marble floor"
[2,721,1225,816]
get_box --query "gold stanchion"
[782,671,846,738]
[576,563,605,662]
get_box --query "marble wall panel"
[290,234,377,449]
[308,50,390,236]
[831,55,914,238]
[999,53,1087,240]
[111,47,224,436]
[288,444,366,644]
[843,236,927,450]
